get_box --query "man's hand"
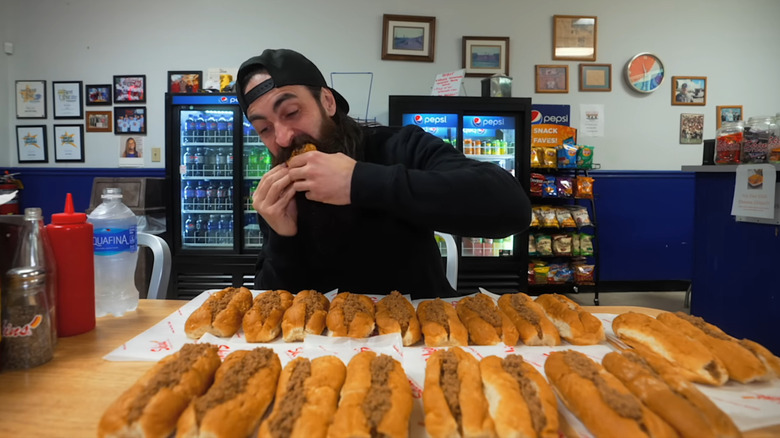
[287,151,355,205]
[252,164,298,236]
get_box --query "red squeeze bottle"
[46,193,96,336]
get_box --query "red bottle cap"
[51,193,87,224]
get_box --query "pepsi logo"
[414,115,423,125]
[473,117,482,127]
[220,96,228,102]
[478,129,486,135]
[531,110,542,124]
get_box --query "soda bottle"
[87,188,139,317]
[261,148,272,174]
[226,116,234,141]
[215,149,226,176]
[206,116,217,142]
[217,116,227,140]
[184,214,195,244]
[182,147,193,174]
[227,217,234,241]
[195,181,206,209]
[46,193,95,337]
[196,114,206,142]
[248,148,260,177]
[217,215,229,244]
[227,184,234,207]
[183,181,195,210]
[11,207,58,346]
[206,215,218,245]
[216,183,227,211]
[185,115,196,142]
[195,215,204,244]
[226,152,234,176]
[206,181,217,210]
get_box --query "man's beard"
[271,109,345,167]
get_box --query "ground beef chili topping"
[268,359,312,438]
[300,291,327,323]
[341,293,373,326]
[127,343,216,424]
[425,299,450,333]
[562,351,642,421]
[194,347,276,424]
[502,355,546,435]
[439,351,462,430]
[383,291,412,333]
[463,295,501,328]
[675,312,731,340]
[208,287,239,321]
[362,354,395,433]
[256,290,282,320]
[510,294,543,339]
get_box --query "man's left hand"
[287,151,355,205]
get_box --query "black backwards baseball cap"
[236,48,349,116]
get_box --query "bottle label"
[94,226,137,255]
[2,314,43,338]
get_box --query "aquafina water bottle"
[87,187,139,317]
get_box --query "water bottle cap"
[51,193,87,224]
[101,187,123,200]
[24,207,43,220]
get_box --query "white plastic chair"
[137,232,171,299]
[434,231,458,290]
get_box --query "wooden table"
[0,301,777,437]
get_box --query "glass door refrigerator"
[389,96,532,294]
[165,93,271,298]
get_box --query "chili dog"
[375,291,421,346]
[534,293,604,345]
[281,289,330,342]
[327,351,413,438]
[176,347,281,438]
[258,356,346,438]
[544,350,678,438]
[455,293,519,346]
[185,287,253,339]
[417,298,468,347]
[242,289,294,343]
[98,343,221,438]
[497,293,561,346]
[326,291,376,338]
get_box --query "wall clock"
[625,52,664,93]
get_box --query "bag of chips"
[573,263,595,285]
[575,176,594,199]
[555,207,576,228]
[531,147,543,168]
[528,263,536,285]
[551,264,574,284]
[539,206,559,228]
[534,265,550,285]
[530,207,541,227]
[543,147,558,168]
[569,205,593,228]
[542,175,558,198]
[571,233,581,256]
[530,173,546,197]
[558,144,578,168]
[556,177,574,198]
[577,145,594,169]
[528,234,538,256]
[552,234,573,256]
[579,233,594,256]
[535,234,553,256]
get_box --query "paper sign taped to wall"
[731,164,777,220]
[431,69,465,96]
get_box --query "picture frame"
[52,81,83,119]
[381,14,436,62]
[716,105,743,129]
[86,110,113,132]
[671,76,706,106]
[16,125,48,163]
[114,106,146,134]
[113,75,146,103]
[53,124,85,162]
[15,80,47,119]
[535,65,569,93]
[168,70,203,93]
[553,15,597,61]
[579,63,611,91]
[462,36,510,78]
[85,84,112,106]
[680,113,704,144]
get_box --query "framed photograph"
[381,14,436,62]
[168,70,202,93]
[535,65,569,93]
[462,36,510,78]
[680,113,704,144]
[113,75,146,103]
[52,81,83,119]
[86,110,113,132]
[15,80,47,119]
[16,125,48,163]
[579,63,611,91]
[114,106,146,134]
[53,124,85,162]
[716,105,743,129]
[671,76,706,106]
[553,15,597,61]
[85,84,112,106]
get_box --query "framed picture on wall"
[52,81,84,119]
[16,125,48,163]
[671,76,706,106]
[716,105,743,129]
[113,75,146,103]
[85,83,112,106]
[553,15,597,61]
[168,71,202,93]
[86,110,113,132]
[462,36,510,77]
[535,65,569,93]
[579,63,611,91]
[15,80,47,119]
[114,106,146,134]
[53,124,85,162]
[381,14,436,62]
[680,113,704,144]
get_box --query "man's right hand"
[252,164,298,236]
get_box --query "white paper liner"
[103,289,780,435]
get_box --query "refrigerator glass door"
[241,117,271,250]
[400,113,458,147]
[180,109,235,249]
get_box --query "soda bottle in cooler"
[196,114,206,142]
[215,149,226,176]
[226,116,234,141]
[206,215,218,245]
[182,147,193,175]
[227,216,234,242]
[217,214,229,244]
[227,184,234,207]
[226,152,234,176]
[184,214,195,244]
[193,148,204,176]
[206,116,217,142]
[216,182,227,211]
[205,180,217,210]
[261,148,272,174]
[183,181,195,210]
[86,188,138,317]
[195,215,204,244]
[184,115,196,142]
[217,116,227,141]
[248,148,261,177]
[195,181,206,209]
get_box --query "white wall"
[2,0,779,170]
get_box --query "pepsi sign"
[531,104,570,126]
[172,94,237,105]
[402,113,457,128]
[464,115,514,129]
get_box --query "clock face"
[626,53,664,93]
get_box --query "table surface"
[0,300,777,437]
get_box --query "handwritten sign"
[431,69,465,96]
